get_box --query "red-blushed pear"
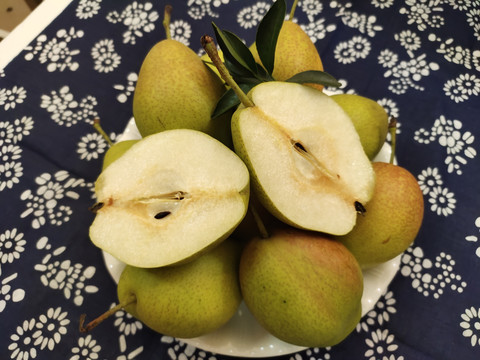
[337,161,424,268]
[89,129,250,268]
[239,227,363,348]
[80,238,243,339]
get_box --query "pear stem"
[163,5,172,40]
[79,293,136,333]
[289,0,300,21]
[201,35,254,108]
[388,117,397,164]
[93,118,114,147]
[249,203,269,239]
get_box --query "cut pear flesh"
[89,129,250,268]
[233,82,375,235]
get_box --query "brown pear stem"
[388,117,397,164]
[289,0,300,20]
[79,293,136,333]
[249,203,269,239]
[201,35,254,108]
[163,5,172,40]
[93,118,114,147]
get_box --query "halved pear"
[89,129,250,268]
[232,82,375,235]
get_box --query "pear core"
[232,82,375,235]
[89,129,250,268]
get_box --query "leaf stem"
[93,118,113,147]
[289,0,299,21]
[388,117,397,164]
[201,35,254,108]
[249,203,269,239]
[79,293,136,333]
[163,5,172,40]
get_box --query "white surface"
[103,118,401,358]
[0,0,73,69]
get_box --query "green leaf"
[212,22,257,76]
[255,0,286,76]
[212,84,256,119]
[285,70,342,88]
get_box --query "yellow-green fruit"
[331,94,389,159]
[250,21,324,90]
[102,140,138,170]
[240,228,363,348]
[132,39,230,144]
[338,162,424,268]
[117,238,243,339]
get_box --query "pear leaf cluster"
[210,0,341,118]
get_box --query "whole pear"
[102,140,138,170]
[250,21,324,90]
[117,238,243,339]
[240,227,363,348]
[132,39,231,145]
[331,94,389,159]
[338,162,424,268]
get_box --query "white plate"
[103,118,401,358]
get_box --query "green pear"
[89,129,250,268]
[231,81,375,235]
[331,94,389,159]
[250,21,324,91]
[132,39,231,145]
[81,238,243,338]
[239,227,363,348]
[102,140,139,170]
[337,162,424,268]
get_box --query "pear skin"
[117,238,243,339]
[102,140,139,170]
[239,227,363,348]
[338,162,424,268]
[133,39,231,145]
[250,21,324,90]
[331,94,389,159]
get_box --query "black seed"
[89,202,104,213]
[294,141,307,152]
[154,211,171,219]
[355,201,366,215]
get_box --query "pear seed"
[154,211,171,220]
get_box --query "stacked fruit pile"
[81,1,424,349]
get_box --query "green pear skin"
[250,21,324,90]
[338,162,424,268]
[132,39,231,145]
[331,94,389,159]
[102,140,138,170]
[239,228,363,348]
[117,238,243,339]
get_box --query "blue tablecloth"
[1,0,479,359]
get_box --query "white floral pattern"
[91,39,122,73]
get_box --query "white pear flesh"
[89,129,250,268]
[232,82,375,235]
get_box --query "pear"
[89,129,250,268]
[239,227,363,348]
[231,81,375,235]
[331,94,389,159]
[250,21,324,90]
[338,161,424,268]
[132,39,231,145]
[81,238,243,338]
[102,140,138,170]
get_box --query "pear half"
[89,129,250,268]
[232,82,375,235]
